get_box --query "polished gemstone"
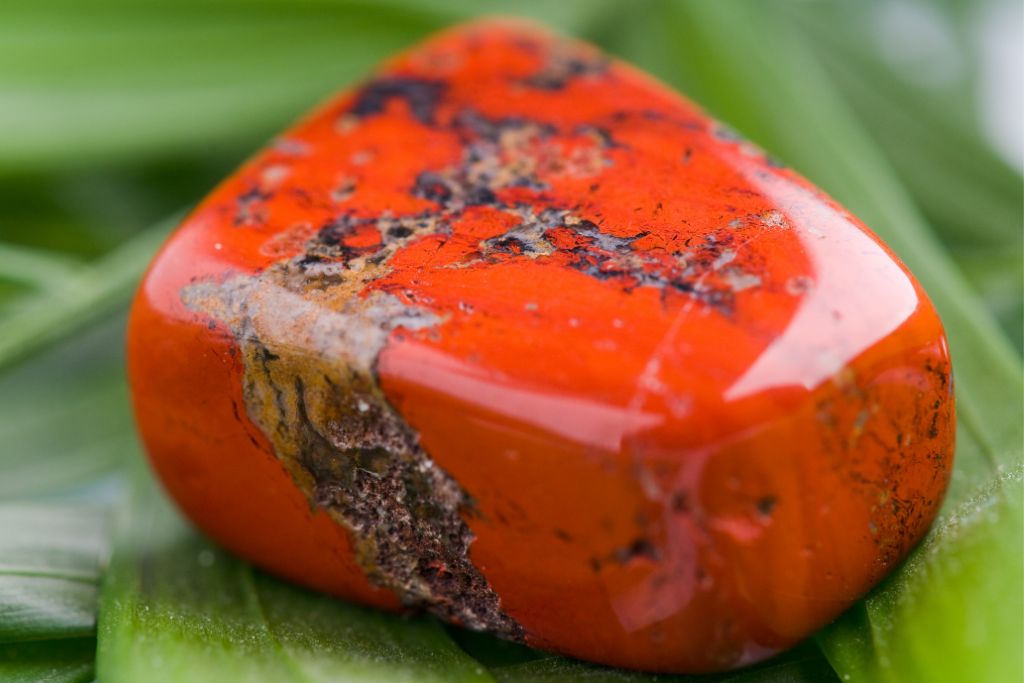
[127,19,955,673]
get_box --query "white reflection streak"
[725,168,918,401]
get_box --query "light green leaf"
[0,637,96,683]
[0,315,134,500]
[0,243,83,290]
[0,505,109,643]
[0,5,437,171]
[0,1,619,172]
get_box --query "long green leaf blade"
[0,637,96,683]
[0,1,619,172]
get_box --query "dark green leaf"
[446,626,547,669]
[491,642,838,682]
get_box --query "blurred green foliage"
[0,1,1020,682]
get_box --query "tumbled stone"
[127,19,954,673]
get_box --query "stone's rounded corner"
[126,242,401,613]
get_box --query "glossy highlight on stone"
[127,19,955,674]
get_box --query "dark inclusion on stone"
[348,77,448,125]
[342,92,762,314]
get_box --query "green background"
[0,1,1020,682]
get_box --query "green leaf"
[0,164,228,260]
[0,5,437,171]
[0,243,83,291]
[96,470,494,683]
[953,247,1023,348]
[0,1,620,172]
[491,642,838,683]
[0,314,135,500]
[446,626,547,669]
[0,219,172,374]
[0,504,109,643]
[0,637,96,683]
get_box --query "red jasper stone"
[127,19,955,673]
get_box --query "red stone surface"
[127,19,955,673]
